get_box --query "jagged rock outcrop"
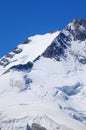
[32,123,47,130]
[43,19,86,61]
[10,61,33,71]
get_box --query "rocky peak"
[43,19,86,61]
[66,19,86,41]
[61,18,86,42]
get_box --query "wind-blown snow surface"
[0,19,86,130]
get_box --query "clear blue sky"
[0,0,86,58]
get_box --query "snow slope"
[0,31,59,75]
[0,19,86,130]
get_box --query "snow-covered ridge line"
[0,31,59,75]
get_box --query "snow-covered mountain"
[0,19,86,130]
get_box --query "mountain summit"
[0,19,86,130]
[43,19,86,60]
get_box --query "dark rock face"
[32,123,47,130]
[43,32,71,61]
[33,56,41,62]
[13,47,22,54]
[65,19,86,41]
[0,46,22,67]
[10,61,33,71]
[0,58,10,66]
[23,75,32,90]
[5,53,15,58]
[43,19,86,61]
[79,58,86,64]
[50,30,57,34]
[23,39,32,44]
[0,55,15,67]
[26,124,32,130]
[73,19,86,41]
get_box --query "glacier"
[0,19,86,130]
